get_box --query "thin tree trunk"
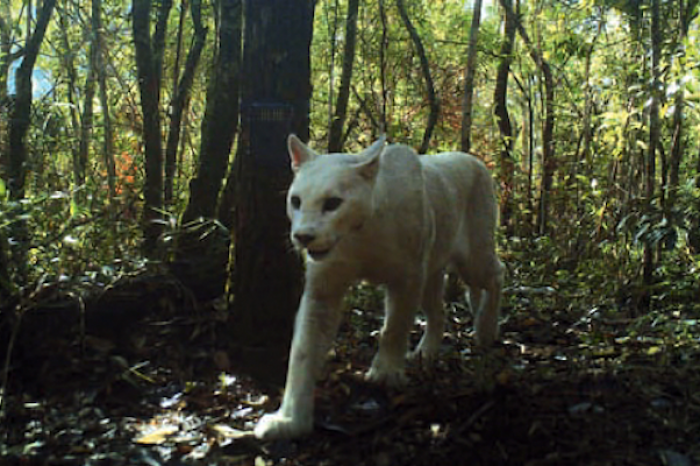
[93,0,116,203]
[78,32,97,196]
[132,0,170,255]
[0,0,15,299]
[164,0,207,206]
[396,0,439,154]
[7,0,56,279]
[165,0,187,205]
[0,1,13,111]
[667,0,691,209]
[378,0,389,132]
[183,0,242,226]
[326,0,339,133]
[461,0,482,154]
[169,0,240,302]
[499,0,554,235]
[643,0,661,295]
[57,9,82,185]
[492,0,515,235]
[8,0,56,199]
[328,0,359,153]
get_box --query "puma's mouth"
[307,247,332,261]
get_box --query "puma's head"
[286,135,386,261]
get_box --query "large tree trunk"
[492,0,515,236]
[229,0,314,384]
[132,0,171,256]
[183,0,242,225]
[396,0,439,154]
[164,0,207,206]
[328,0,359,153]
[461,0,482,154]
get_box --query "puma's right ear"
[288,134,317,172]
[362,134,387,161]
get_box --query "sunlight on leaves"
[134,425,178,445]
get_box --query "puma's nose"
[294,233,315,247]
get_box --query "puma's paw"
[254,412,312,440]
[410,337,441,364]
[365,361,407,387]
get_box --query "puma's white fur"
[254,135,504,439]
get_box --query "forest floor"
[1,271,699,466]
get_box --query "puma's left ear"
[288,134,318,172]
[357,135,385,180]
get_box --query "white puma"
[254,135,504,439]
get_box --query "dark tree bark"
[7,0,56,270]
[152,0,173,88]
[132,0,171,256]
[229,0,314,384]
[328,0,359,153]
[170,0,240,303]
[500,0,554,235]
[492,0,516,235]
[165,0,188,205]
[183,0,242,225]
[461,0,482,154]
[9,0,56,201]
[395,0,439,154]
[164,0,207,206]
[0,5,16,299]
[666,0,696,209]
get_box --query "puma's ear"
[288,134,317,172]
[362,134,387,160]
[357,135,385,181]
[357,153,380,181]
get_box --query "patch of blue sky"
[8,57,53,99]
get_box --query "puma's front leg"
[366,279,422,386]
[255,292,343,440]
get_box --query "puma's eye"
[290,195,301,209]
[322,197,343,213]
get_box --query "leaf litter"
[1,273,699,465]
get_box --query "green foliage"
[0,175,145,296]
[0,0,698,317]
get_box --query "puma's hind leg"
[412,271,445,363]
[457,256,504,347]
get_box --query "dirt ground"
[1,277,699,466]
